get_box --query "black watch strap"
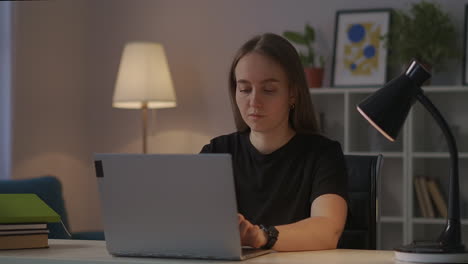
[259,225,279,249]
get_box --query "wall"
[85,0,466,156]
[12,0,468,232]
[12,0,100,231]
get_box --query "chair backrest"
[338,154,383,250]
[0,175,70,239]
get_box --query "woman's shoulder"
[201,131,246,153]
[292,134,345,167]
[209,131,245,144]
[296,133,343,153]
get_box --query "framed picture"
[331,9,391,87]
[463,4,468,85]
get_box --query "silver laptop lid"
[94,154,242,260]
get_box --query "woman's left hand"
[238,213,267,248]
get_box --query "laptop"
[94,153,273,260]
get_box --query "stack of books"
[0,223,49,249]
[0,193,61,250]
[414,176,448,218]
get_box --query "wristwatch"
[259,225,279,249]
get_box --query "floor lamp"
[113,42,177,154]
[357,60,468,263]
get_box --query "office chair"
[337,154,383,250]
[0,175,104,240]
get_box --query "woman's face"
[235,52,294,134]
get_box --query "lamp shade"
[113,42,177,109]
[356,61,431,141]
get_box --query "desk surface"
[0,239,396,264]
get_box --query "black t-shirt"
[200,131,347,226]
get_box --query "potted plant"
[385,1,457,75]
[283,24,325,88]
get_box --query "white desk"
[0,239,396,264]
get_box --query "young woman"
[200,33,347,252]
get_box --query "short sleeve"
[200,143,213,153]
[199,133,236,154]
[309,142,348,204]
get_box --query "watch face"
[259,225,279,249]
[260,225,278,250]
[268,226,279,237]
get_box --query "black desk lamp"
[357,60,468,263]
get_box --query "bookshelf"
[310,86,468,250]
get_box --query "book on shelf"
[426,178,448,218]
[414,176,428,217]
[418,176,435,218]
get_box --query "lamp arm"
[416,92,462,247]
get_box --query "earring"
[290,104,295,110]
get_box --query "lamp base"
[394,241,468,263]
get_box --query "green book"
[0,194,61,224]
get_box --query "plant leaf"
[282,31,307,45]
[386,0,457,72]
[305,24,315,42]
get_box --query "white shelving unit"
[310,86,468,250]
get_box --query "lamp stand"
[142,103,148,154]
[394,92,468,263]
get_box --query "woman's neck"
[249,127,296,154]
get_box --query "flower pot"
[304,67,324,88]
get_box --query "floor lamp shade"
[112,42,176,154]
[113,42,177,109]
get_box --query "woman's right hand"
[238,213,267,248]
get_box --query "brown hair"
[228,33,320,134]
